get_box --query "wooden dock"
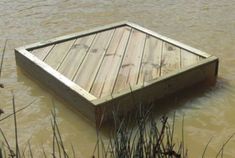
[15,21,219,123]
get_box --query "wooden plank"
[57,34,96,80]
[181,49,199,68]
[44,40,75,69]
[113,29,146,93]
[73,29,115,91]
[90,27,131,98]
[138,35,163,84]
[31,45,54,60]
[160,42,181,76]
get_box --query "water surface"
[1,0,235,157]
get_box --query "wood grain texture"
[73,29,115,91]
[57,34,96,80]
[181,49,199,68]
[90,27,131,98]
[31,45,54,60]
[160,42,181,76]
[138,35,162,84]
[44,40,75,69]
[113,29,146,93]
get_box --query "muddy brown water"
[1,0,235,157]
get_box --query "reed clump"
[0,94,72,158]
[0,95,234,158]
[93,107,186,158]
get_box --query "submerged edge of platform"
[15,21,219,124]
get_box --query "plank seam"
[42,44,55,61]
[98,28,129,98]
[180,48,182,69]
[71,34,98,81]
[159,41,164,77]
[88,29,117,93]
[111,28,133,96]
[136,33,147,84]
[56,39,78,70]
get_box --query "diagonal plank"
[73,29,115,91]
[113,29,146,93]
[181,49,200,68]
[31,45,54,60]
[57,34,96,80]
[44,40,76,69]
[90,27,131,98]
[160,42,181,76]
[138,35,162,84]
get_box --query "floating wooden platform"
[15,21,219,123]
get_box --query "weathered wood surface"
[31,45,54,60]
[44,40,75,69]
[113,29,146,92]
[160,42,181,76]
[181,49,199,67]
[90,27,131,98]
[138,35,162,84]
[73,29,115,91]
[58,34,96,80]
[27,25,205,99]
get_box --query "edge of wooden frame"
[20,21,129,51]
[126,22,211,58]
[15,21,217,109]
[18,21,210,58]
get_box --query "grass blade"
[0,99,37,122]
[11,91,19,158]
[216,133,235,158]
[202,137,213,158]
[0,39,7,79]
